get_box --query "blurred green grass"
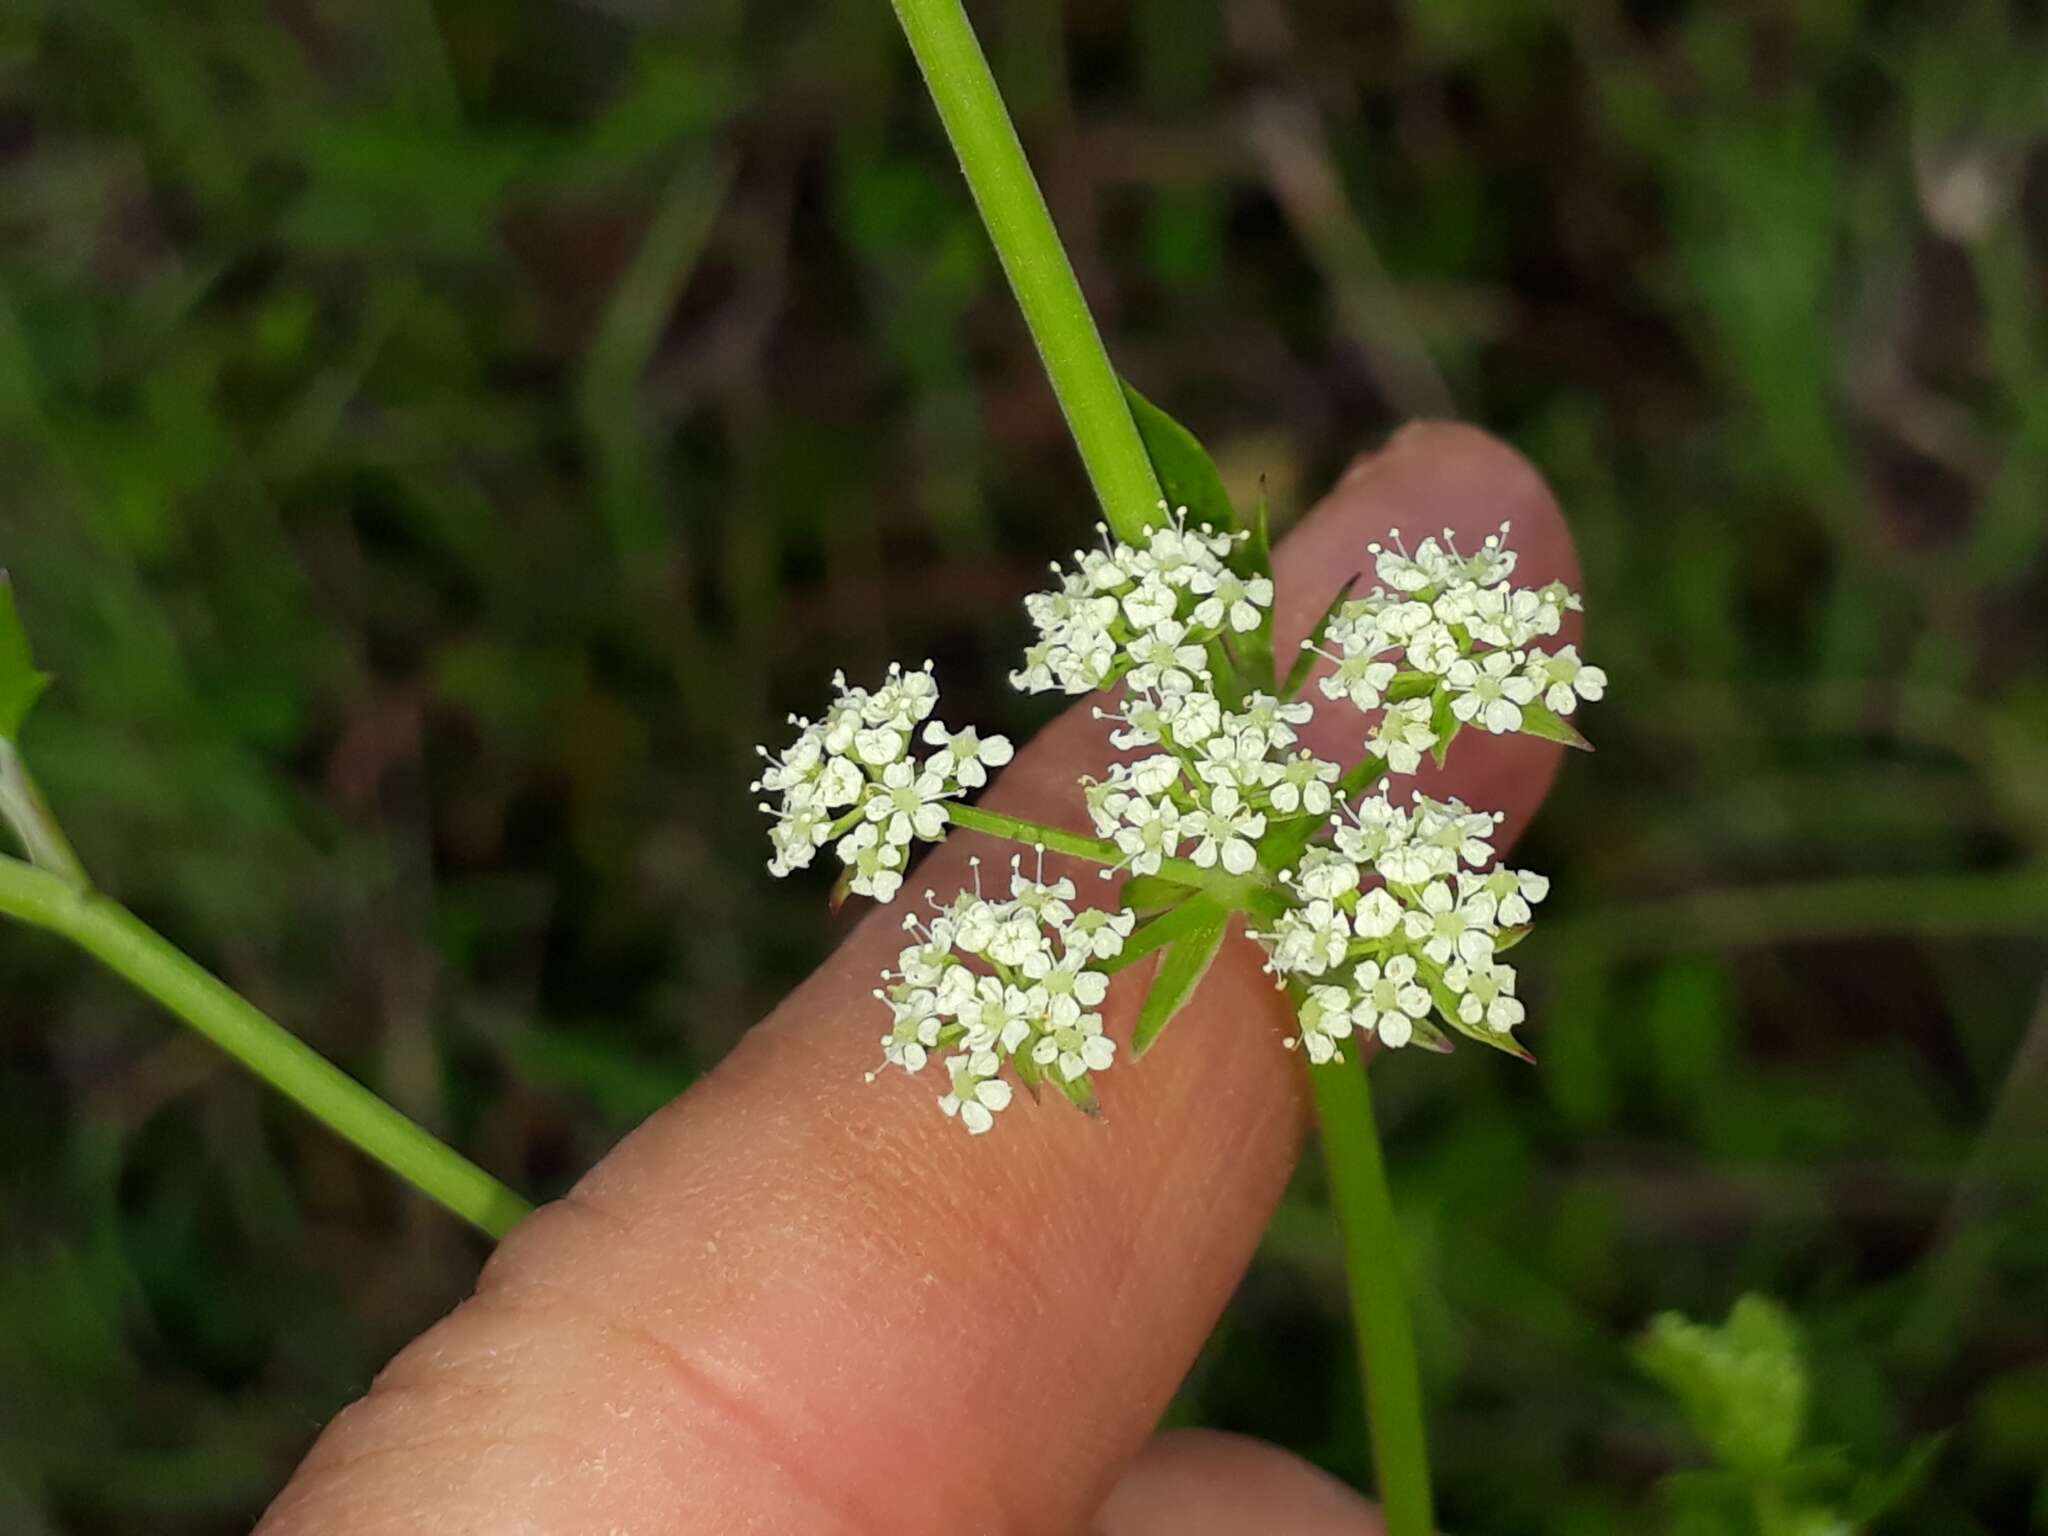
[2,1,2046,1530]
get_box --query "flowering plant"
[756,483,1603,1134]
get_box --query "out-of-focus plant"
[1638,1296,1941,1536]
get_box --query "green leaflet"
[1119,872,1197,911]
[1120,377,1234,536]
[1051,1070,1101,1116]
[1120,381,1276,695]
[1517,699,1595,751]
[1424,967,1534,1061]
[1386,670,1438,703]
[0,576,52,742]
[1279,572,1360,700]
[1428,687,1461,768]
[1102,889,1227,975]
[1131,901,1230,1058]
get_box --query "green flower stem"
[889,0,1163,542]
[0,851,531,1240]
[1310,1047,1435,1536]
[943,801,1210,888]
[0,740,87,887]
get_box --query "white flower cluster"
[1013,507,1273,697]
[1307,525,1604,758]
[1250,791,1548,1061]
[755,509,1602,1134]
[1083,689,1335,878]
[870,856,1137,1133]
[753,662,1013,903]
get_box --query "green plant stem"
[1310,1049,1435,1536]
[0,740,87,886]
[889,0,1162,541]
[0,852,531,1239]
[944,800,1211,887]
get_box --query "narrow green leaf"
[1428,688,1461,768]
[1131,907,1230,1058]
[1101,890,1225,976]
[0,575,52,741]
[1517,699,1595,751]
[1119,872,1195,911]
[1232,490,1278,691]
[1280,573,1361,700]
[1120,377,1234,535]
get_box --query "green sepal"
[1401,1012,1456,1054]
[1517,699,1594,751]
[1386,671,1438,704]
[1492,924,1532,954]
[0,575,52,742]
[1428,689,1461,768]
[1012,1045,1045,1104]
[1279,572,1361,701]
[1119,872,1196,911]
[1052,1070,1101,1116]
[1131,904,1230,1058]
[1102,890,1226,976]
[1120,377,1234,536]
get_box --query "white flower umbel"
[761,518,1602,1130]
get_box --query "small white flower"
[1257,899,1353,976]
[1411,795,1500,869]
[1295,984,1358,1064]
[1370,698,1438,777]
[1020,941,1111,1026]
[1063,906,1137,960]
[1524,644,1605,715]
[1164,687,1222,747]
[1268,751,1339,815]
[1187,784,1266,875]
[838,823,908,904]
[877,988,944,1073]
[1032,1010,1117,1081]
[1126,754,1182,796]
[1446,650,1538,735]
[1125,618,1206,692]
[1445,958,1524,1034]
[864,759,955,845]
[1353,955,1432,1047]
[1316,649,1399,714]
[1473,866,1549,927]
[958,974,1039,1054]
[1112,798,1185,876]
[1121,577,1179,632]
[865,661,941,728]
[852,723,908,767]
[1289,848,1361,901]
[922,721,1015,787]
[1403,879,1499,967]
[1352,887,1404,940]
[1234,693,1314,751]
[1188,567,1273,632]
[939,1050,1014,1135]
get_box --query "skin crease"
[256,422,1580,1536]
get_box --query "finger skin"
[1095,1431,1383,1536]
[257,423,1579,1536]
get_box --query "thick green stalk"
[1310,1051,1436,1536]
[0,853,531,1239]
[890,0,1163,541]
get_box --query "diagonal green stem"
[0,852,531,1239]
[943,800,1211,887]
[1310,1049,1435,1536]
[889,0,1162,542]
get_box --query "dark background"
[3,1,2047,1530]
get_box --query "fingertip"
[1095,1430,1384,1536]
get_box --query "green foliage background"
[3,1,2046,1530]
